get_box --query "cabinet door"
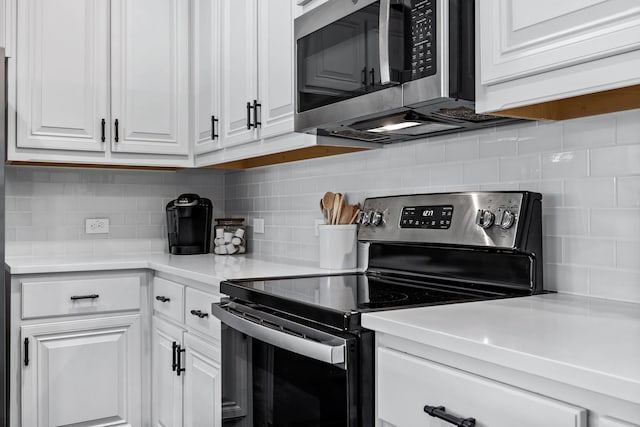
[257,0,295,140]
[21,315,142,427]
[192,0,222,155]
[152,317,184,427]
[110,0,190,155]
[221,0,259,148]
[16,0,109,152]
[479,0,640,86]
[183,334,222,427]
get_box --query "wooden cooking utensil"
[320,199,327,223]
[349,208,361,225]
[339,204,353,225]
[332,193,342,225]
[322,192,335,224]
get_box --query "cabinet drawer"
[377,347,587,427]
[22,276,141,319]
[185,287,221,340]
[152,277,185,323]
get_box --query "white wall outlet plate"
[253,218,265,234]
[85,218,110,234]
[314,219,325,237]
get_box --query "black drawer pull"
[70,294,100,301]
[155,295,171,303]
[101,118,106,142]
[190,309,209,319]
[211,115,219,140]
[424,405,476,427]
[24,338,29,366]
[114,119,119,142]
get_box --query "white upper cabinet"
[477,0,640,117]
[257,0,295,140]
[13,0,191,165]
[110,0,190,155]
[192,0,222,155]
[220,0,259,148]
[16,0,109,152]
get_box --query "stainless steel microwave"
[294,0,518,143]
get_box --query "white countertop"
[5,253,356,286]
[362,293,640,405]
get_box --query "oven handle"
[379,0,396,85]
[211,303,346,367]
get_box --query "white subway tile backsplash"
[564,237,615,267]
[5,166,225,256]
[563,177,615,207]
[479,129,518,158]
[563,115,616,148]
[541,150,589,179]
[617,176,640,207]
[517,121,563,154]
[616,109,640,145]
[499,155,541,182]
[543,208,589,236]
[591,209,640,240]
[590,144,640,176]
[590,269,640,303]
[463,159,499,184]
[444,136,479,162]
[616,241,640,271]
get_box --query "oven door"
[212,301,366,427]
[294,0,410,132]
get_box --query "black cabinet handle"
[155,295,171,303]
[114,119,119,142]
[24,338,29,366]
[424,405,476,427]
[190,309,209,319]
[171,341,178,371]
[246,102,253,129]
[176,344,186,376]
[253,100,261,128]
[211,115,219,140]
[70,294,100,301]
[101,118,106,142]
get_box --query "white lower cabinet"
[151,275,222,427]
[21,315,142,427]
[183,334,222,427]
[377,347,587,427]
[152,317,185,427]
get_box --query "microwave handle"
[379,0,396,85]
[212,302,346,367]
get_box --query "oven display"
[400,205,453,229]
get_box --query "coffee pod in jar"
[231,236,243,246]
[225,243,239,255]
[238,245,246,254]
[234,228,246,239]
[224,232,233,243]
[214,237,226,247]
[214,246,228,255]
[215,228,224,239]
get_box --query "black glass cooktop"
[220,273,521,331]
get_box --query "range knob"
[499,210,516,229]
[358,210,371,226]
[475,209,495,229]
[370,211,384,226]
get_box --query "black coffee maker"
[166,194,212,255]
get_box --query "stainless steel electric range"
[212,191,543,427]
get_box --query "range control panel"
[400,205,453,229]
[357,192,541,249]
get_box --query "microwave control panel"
[411,0,436,79]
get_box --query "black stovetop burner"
[220,272,528,331]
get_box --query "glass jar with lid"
[213,218,246,255]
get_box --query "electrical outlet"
[314,219,324,237]
[85,218,110,234]
[253,218,265,234]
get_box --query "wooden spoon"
[322,192,335,224]
[332,193,343,225]
[319,199,327,223]
[339,204,353,225]
[349,208,361,225]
